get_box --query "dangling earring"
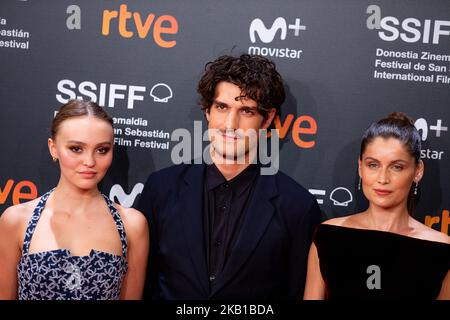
[414,182,418,195]
[52,157,57,162]
[358,177,361,190]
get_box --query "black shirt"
[203,163,260,282]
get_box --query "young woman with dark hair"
[304,112,449,300]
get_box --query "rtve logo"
[0,179,37,206]
[366,5,450,44]
[268,114,317,148]
[426,209,450,234]
[249,17,306,44]
[101,4,178,48]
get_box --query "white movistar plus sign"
[288,18,306,36]
[430,119,448,137]
[249,17,306,44]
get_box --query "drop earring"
[52,157,57,162]
[414,182,418,195]
[358,177,361,190]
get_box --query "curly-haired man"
[137,54,322,300]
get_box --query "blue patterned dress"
[17,189,128,300]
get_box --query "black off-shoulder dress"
[313,224,450,300]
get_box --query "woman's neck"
[50,180,102,215]
[363,204,412,234]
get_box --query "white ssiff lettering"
[56,79,147,109]
[366,5,450,44]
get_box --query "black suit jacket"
[136,164,322,300]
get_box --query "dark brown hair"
[360,112,421,163]
[197,54,286,122]
[51,100,113,139]
[360,112,422,215]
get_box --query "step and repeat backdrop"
[0,0,449,235]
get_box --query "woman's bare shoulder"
[0,198,40,243]
[114,204,148,237]
[0,198,40,226]
[322,217,347,226]
[412,219,450,244]
[322,213,365,227]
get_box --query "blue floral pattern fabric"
[17,189,128,300]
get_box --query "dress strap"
[102,194,128,258]
[22,189,54,254]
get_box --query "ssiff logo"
[56,79,173,109]
[248,17,306,59]
[366,4,450,44]
[150,83,173,102]
[102,4,178,48]
[309,187,353,206]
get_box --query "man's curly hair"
[197,54,286,120]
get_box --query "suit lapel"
[210,173,278,296]
[178,164,210,296]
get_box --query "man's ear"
[261,108,277,129]
[204,108,210,122]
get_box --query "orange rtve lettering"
[425,215,440,229]
[101,8,118,36]
[442,210,449,234]
[292,115,317,148]
[101,4,178,48]
[133,12,156,38]
[0,179,14,204]
[13,181,37,205]
[425,210,449,234]
[118,4,133,38]
[271,114,294,139]
[153,15,178,48]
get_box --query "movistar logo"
[249,17,306,44]
[109,183,143,208]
